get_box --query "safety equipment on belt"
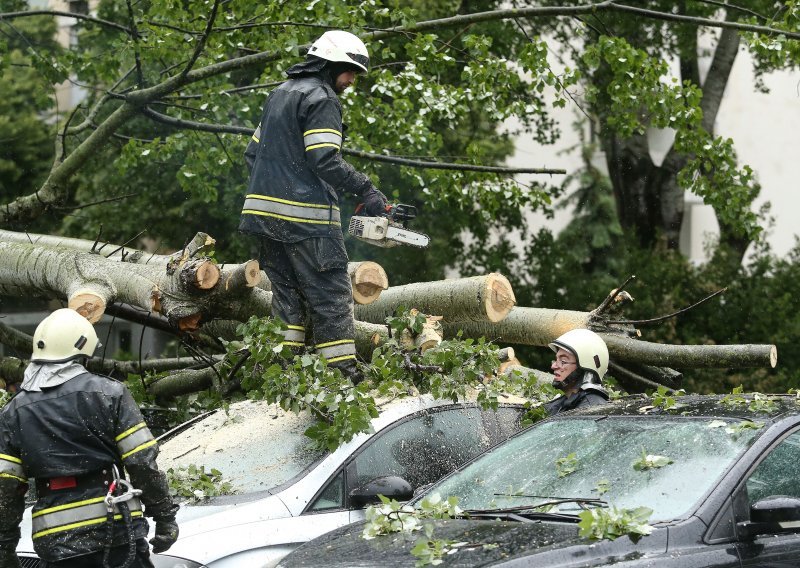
[308,30,370,73]
[149,518,179,554]
[549,328,609,380]
[31,308,99,363]
[102,465,142,568]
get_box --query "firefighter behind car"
[546,328,610,415]
[0,309,179,568]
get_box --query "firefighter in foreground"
[240,30,389,384]
[546,328,610,415]
[0,309,179,567]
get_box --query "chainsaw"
[348,203,430,248]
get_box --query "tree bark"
[355,273,516,324]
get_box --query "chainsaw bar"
[386,225,430,248]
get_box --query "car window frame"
[302,403,524,515]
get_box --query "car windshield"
[157,399,325,496]
[427,415,761,522]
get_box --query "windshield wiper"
[462,496,607,522]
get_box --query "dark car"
[278,394,800,567]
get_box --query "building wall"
[507,49,800,264]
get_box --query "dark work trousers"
[42,538,154,567]
[259,236,358,370]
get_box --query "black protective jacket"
[240,68,377,242]
[545,387,610,416]
[0,370,177,562]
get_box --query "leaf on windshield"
[578,505,654,543]
[707,420,727,428]
[594,479,611,496]
[555,452,579,477]
[632,448,673,471]
[725,420,763,438]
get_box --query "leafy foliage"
[555,452,579,478]
[0,389,11,409]
[632,448,673,471]
[577,505,654,543]
[166,464,235,503]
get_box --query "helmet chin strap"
[552,368,585,391]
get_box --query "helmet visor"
[347,52,369,71]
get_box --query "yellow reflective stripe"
[280,341,305,347]
[328,354,357,364]
[303,128,342,136]
[116,422,146,442]
[287,324,305,331]
[252,134,260,143]
[316,339,355,349]
[242,210,340,225]
[245,194,338,211]
[121,439,157,460]
[306,143,340,152]
[0,453,22,464]
[33,511,142,539]
[0,473,27,483]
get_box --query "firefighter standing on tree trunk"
[240,30,389,385]
[0,309,179,568]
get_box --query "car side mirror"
[349,475,414,508]
[737,496,800,540]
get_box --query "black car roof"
[555,393,800,423]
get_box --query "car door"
[737,428,800,567]
[302,405,523,524]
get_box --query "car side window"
[345,406,517,498]
[308,470,345,512]
[746,429,800,505]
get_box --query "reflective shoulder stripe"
[0,453,26,481]
[243,196,341,226]
[304,128,342,136]
[116,422,156,460]
[252,125,261,143]
[316,340,356,361]
[32,497,142,539]
[304,130,342,150]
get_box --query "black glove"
[362,188,389,217]
[0,547,20,568]
[149,518,179,554]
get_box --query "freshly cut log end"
[182,259,220,290]
[351,261,389,305]
[243,260,262,287]
[770,345,778,368]
[68,293,106,323]
[178,313,202,332]
[498,357,522,374]
[483,273,516,323]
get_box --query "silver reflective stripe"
[304,129,342,150]
[281,328,305,343]
[316,340,356,362]
[116,423,156,460]
[243,195,341,225]
[252,125,261,143]
[0,453,26,482]
[32,496,142,539]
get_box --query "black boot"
[330,359,365,385]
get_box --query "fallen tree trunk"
[356,273,515,324]
[0,230,387,304]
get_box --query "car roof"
[558,393,800,422]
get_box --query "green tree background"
[1,0,799,392]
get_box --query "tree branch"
[0,10,132,35]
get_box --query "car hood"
[280,518,666,567]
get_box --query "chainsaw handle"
[354,202,393,217]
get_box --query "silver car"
[17,394,524,567]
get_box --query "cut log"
[350,261,389,305]
[600,334,777,369]
[219,260,261,290]
[442,306,591,347]
[356,273,515,324]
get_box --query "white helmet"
[31,308,99,363]
[308,30,369,73]
[549,328,609,380]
